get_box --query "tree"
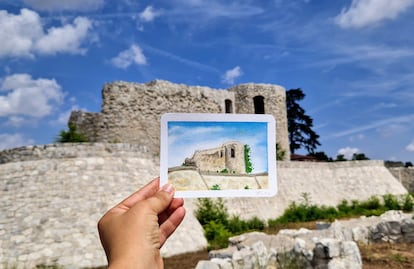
[286,88,321,154]
[335,154,347,161]
[308,151,332,162]
[244,144,253,173]
[352,153,369,160]
[56,123,89,143]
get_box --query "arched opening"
[225,99,233,113]
[230,148,235,158]
[253,96,265,114]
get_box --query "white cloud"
[110,44,147,69]
[335,0,414,29]
[139,6,159,22]
[406,139,414,152]
[0,133,35,151]
[0,9,43,58]
[0,73,64,118]
[337,146,359,159]
[0,9,93,58]
[35,17,92,55]
[222,66,243,84]
[23,0,104,11]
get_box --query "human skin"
[98,178,186,269]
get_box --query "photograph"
[160,113,277,198]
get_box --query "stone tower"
[229,83,289,160]
[69,80,290,160]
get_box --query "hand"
[98,178,186,269]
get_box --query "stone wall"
[0,143,409,268]
[387,167,414,193]
[69,80,290,160]
[187,141,246,174]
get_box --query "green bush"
[195,198,265,250]
[197,194,413,250]
[268,193,412,227]
[360,196,381,210]
[55,123,88,143]
[402,194,414,212]
[383,194,401,210]
[196,198,228,226]
[203,221,232,249]
[210,184,221,190]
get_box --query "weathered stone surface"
[199,211,412,269]
[387,166,414,193]
[69,80,290,160]
[0,143,410,268]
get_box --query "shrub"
[402,194,414,212]
[203,221,232,250]
[196,198,228,226]
[195,198,265,250]
[383,194,401,210]
[360,196,381,210]
[211,184,221,190]
[55,123,88,143]
[246,216,265,230]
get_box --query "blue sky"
[0,0,413,163]
[168,121,268,172]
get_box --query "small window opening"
[225,99,233,113]
[253,96,265,114]
[231,148,235,158]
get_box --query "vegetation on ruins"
[196,193,414,250]
[268,192,413,225]
[55,123,88,143]
[286,88,320,154]
[244,144,253,173]
[276,142,286,161]
[195,198,265,249]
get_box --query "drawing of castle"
[184,141,247,174]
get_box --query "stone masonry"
[69,80,290,160]
[0,143,409,268]
[184,141,246,174]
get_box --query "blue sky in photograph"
[168,121,268,173]
[0,0,414,163]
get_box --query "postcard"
[160,113,277,198]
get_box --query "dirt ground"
[164,243,414,269]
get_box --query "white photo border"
[160,113,277,198]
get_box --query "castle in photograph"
[69,80,290,160]
[183,141,246,174]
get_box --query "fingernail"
[161,183,174,194]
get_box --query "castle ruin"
[184,141,246,174]
[69,80,290,160]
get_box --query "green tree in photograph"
[244,144,253,173]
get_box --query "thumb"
[142,183,175,215]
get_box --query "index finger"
[117,177,160,209]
